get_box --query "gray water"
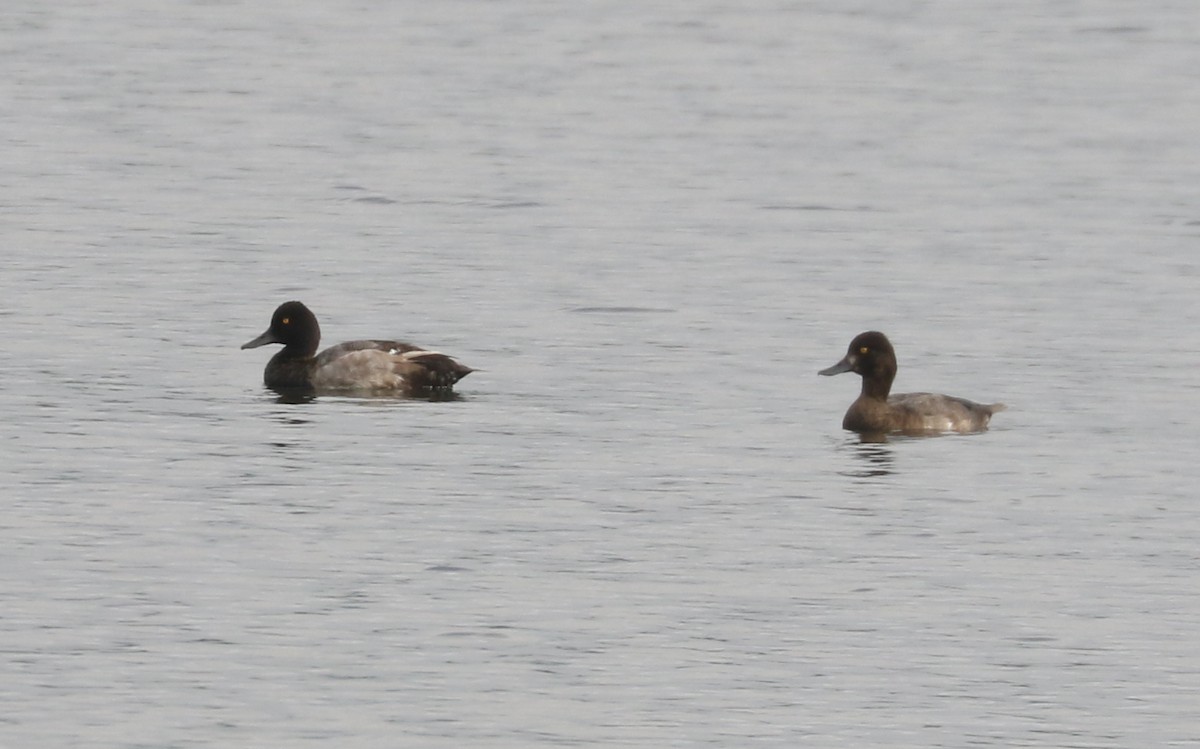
[3,1,1199,747]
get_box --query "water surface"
[3,1,1199,747]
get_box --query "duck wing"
[313,340,471,392]
[889,392,1001,433]
[391,348,474,389]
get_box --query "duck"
[242,301,472,395]
[819,331,1004,437]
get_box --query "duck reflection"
[840,438,894,479]
[269,389,465,406]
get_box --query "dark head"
[241,301,322,357]
[818,331,897,398]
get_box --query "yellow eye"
[859,346,869,354]
[282,317,290,325]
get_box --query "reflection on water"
[265,389,466,405]
[840,439,894,479]
[272,391,316,406]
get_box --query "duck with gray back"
[819,331,1004,438]
[242,301,472,396]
